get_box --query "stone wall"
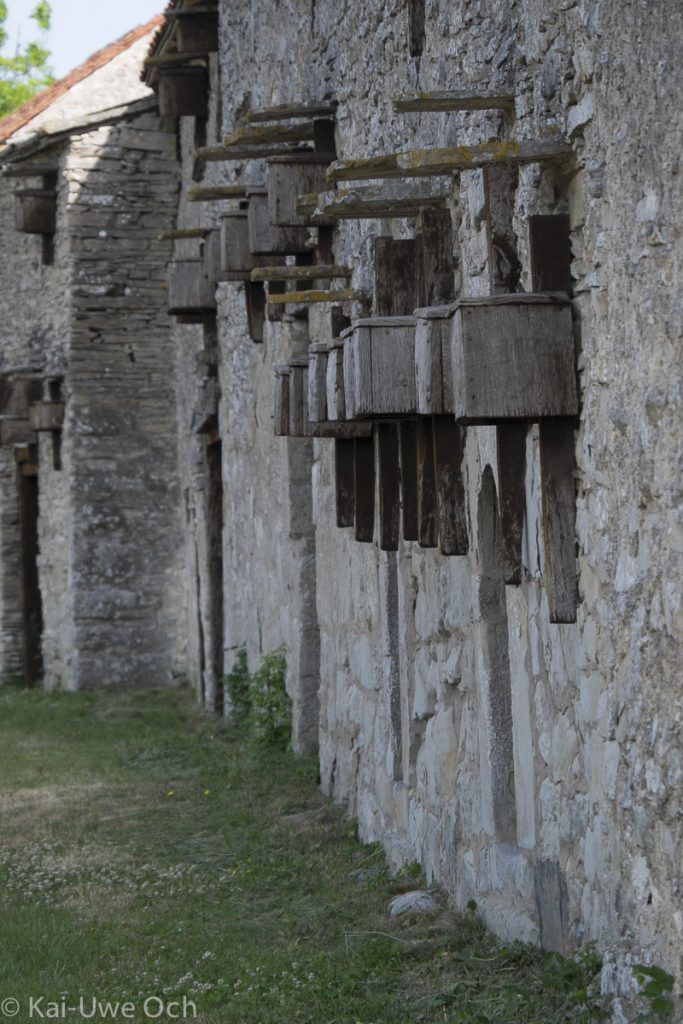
[163,0,681,1010]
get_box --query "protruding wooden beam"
[399,421,419,541]
[377,424,401,551]
[417,418,438,548]
[335,439,355,528]
[244,101,338,123]
[196,144,313,162]
[354,435,375,543]
[187,185,249,202]
[327,139,572,183]
[433,417,467,556]
[251,264,351,282]
[158,227,209,241]
[144,53,208,67]
[224,123,316,147]
[394,90,515,113]
[265,289,367,305]
[2,162,59,178]
[298,181,451,222]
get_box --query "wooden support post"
[416,418,438,547]
[530,213,577,623]
[484,162,527,584]
[354,434,375,543]
[416,207,456,306]
[432,416,467,555]
[399,421,419,541]
[377,423,401,551]
[245,280,265,342]
[373,237,420,316]
[335,439,355,527]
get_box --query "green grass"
[0,685,602,1023]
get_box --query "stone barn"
[1,0,681,1016]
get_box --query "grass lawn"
[0,684,600,1023]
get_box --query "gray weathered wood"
[288,360,307,437]
[245,280,265,342]
[225,122,316,147]
[247,188,310,255]
[326,342,346,420]
[415,311,447,414]
[15,189,55,234]
[416,206,456,307]
[451,294,576,422]
[373,237,420,316]
[307,342,329,423]
[244,100,338,123]
[158,227,209,241]
[220,210,253,279]
[496,424,528,584]
[327,139,572,183]
[158,67,208,118]
[309,421,373,439]
[540,420,577,623]
[265,288,366,305]
[378,423,401,551]
[3,162,58,178]
[197,144,313,162]
[417,418,438,547]
[484,165,521,293]
[267,154,332,226]
[399,420,418,541]
[433,417,467,555]
[273,366,290,436]
[188,184,249,202]
[0,416,35,445]
[28,402,64,432]
[344,317,417,419]
[144,53,209,67]
[167,258,216,314]
[335,439,355,527]
[394,90,515,113]
[297,181,450,221]
[175,11,218,53]
[354,435,375,543]
[251,264,351,282]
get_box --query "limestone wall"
[166,0,683,1007]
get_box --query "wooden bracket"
[243,100,338,124]
[399,421,419,541]
[433,416,468,555]
[245,280,265,342]
[224,122,315,147]
[416,418,438,547]
[354,435,375,543]
[335,438,355,527]
[196,144,314,162]
[377,423,401,551]
[374,237,420,316]
[393,90,515,113]
[327,138,572,183]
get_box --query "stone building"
[0,17,185,689]
[1,0,681,1017]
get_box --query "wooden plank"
[417,418,438,547]
[451,296,577,422]
[307,343,329,423]
[298,181,450,221]
[539,420,577,622]
[327,139,572,183]
[416,207,456,306]
[373,237,420,316]
[483,165,521,293]
[496,424,527,583]
[433,416,467,555]
[158,227,209,240]
[377,423,401,551]
[399,421,418,541]
[266,279,285,321]
[247,189,310,255]
[343,325,371,420]
[188,185,249,201]
[326,344,346,420]
[394,90,515,113]
[251,264,351,282]
[265,289,366,304]
[530,213,577,623]
[3,162,58,178]
[273,367,290,435]
[244,100,338,123]
[225,122,316,147]
[168,258,216,314]
[335,439,355,527]
[245,280,265,342]
[175,11,219,55]
[308,422,372,439]
[196,144,313,161]
[354,435,375,543]
[268,156,331,226]
[288,363,306,436]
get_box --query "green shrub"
[223,646,291,749]
[224,648,251,725]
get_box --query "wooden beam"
[196,144,313,162]
[377,423,401,551]
[354,435,375,543]
[2,162,58,178]
[335,439,355,528]
[144,53,208,67]
[158,227,209,240]
[327,138,572,183]
[298,181,451,222]
[165,5,219,16]
[265,289,367,305]
[433,416,467,555]
[187,185,249,202]
[417,418,438,547]
[224,123,316,147]
[244,100,338,123]
[251,264,351,282]
[394,90,515,113]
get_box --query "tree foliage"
[0,2,53,120]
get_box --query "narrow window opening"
[409,0,426,57]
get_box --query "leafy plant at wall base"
[633,964,675,1021]
[249,647,290,748]
[542,946,607,1022]
[224,647,251,725]
[0,2,54,119]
